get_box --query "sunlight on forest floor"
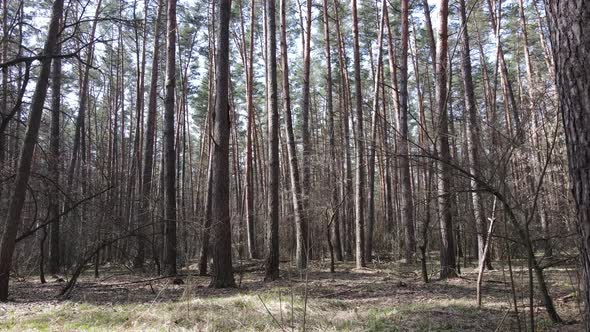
[0,260,582,331]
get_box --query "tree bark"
[351,0,365,269]
[210,0,236,288]
[264,0,280,281]
[546,0,590,327]
[435,0,456,279]
[322,0,342,262]
[421,0,436,73]
[139,0,164,272]
[399,0,416,262]
[163,0,178,277]
[280,0,307,271]
[383,3,397,238]
[244,0,258,260]
[300,0,312,233]
[0,0,63,301]
[48,25,62,275]
[458,0,492,271]
[366,1,385,264]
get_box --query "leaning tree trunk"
[210,0,236,288]
[546,1,590,327]
[366,1,385,264]
[0,0,64,301]
[279,0,307,271]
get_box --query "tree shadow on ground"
[1,260,582,331]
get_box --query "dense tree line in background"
[0,0,588,327]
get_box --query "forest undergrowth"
[0,259,582,331]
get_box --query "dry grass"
[0,260,582,331]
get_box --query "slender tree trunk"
[322,0,342,262]
[39,226,47,283]
[383,2,398,241]
[199,143,213,275]
[486,0,521,139]
[244,0,258,260]
[0,0,9,166]
[63,0,102,264]
[351,0,365,269]
[280,0,307,271]
[264,0,281,281]
[199,5,216,274]
[518,0,551,258]
[163,0,178,277]
[366,1,385,264]
[48,27,62,275]
[131,0,148,270]
[399,0,416,262]
[333,0,353,260]
[301,0,312,227]
[458,0,492,271]
[66,0,102,191]
[140,0,164,272]
[435,0,456,280]
[421,0,436,73]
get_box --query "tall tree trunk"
[0,0,9,166]
[131,0,148,270]
[458,0,491,271]
[518,0,551,258]
[199,3,217,275]
[280,0,307,271]
[0,0,63,301]
[63,0,102,264]
[421,0,436,73]
[351,0,365,269]
[332,0,353,260]
[546,1,590,327]
[163,0,178,277]
[435,0,456,280]
[383,2,398,240]
[200,145,213,275]
[66,0,102,191]
[264,0,280,281]
[486,0,521,139]
[366,1,385,264]
[140,0,164,271]
[301,0,312,232]
[210,0,236,288]
[322,0,342,262]
[399,0,416,262]
[244,0,258,260]
[48,27,62,275]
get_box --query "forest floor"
[0,258,583,331]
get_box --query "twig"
[257,294,287,332]
[494,309,511,332]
